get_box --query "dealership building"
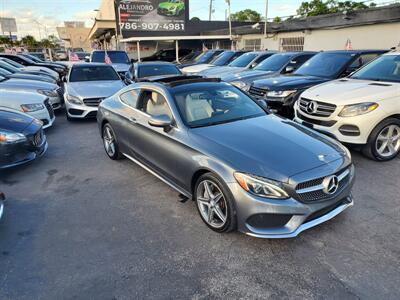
[88,1,400,59]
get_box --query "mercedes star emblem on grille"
[306,101,319,114]
[322,175,339,195]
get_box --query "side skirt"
[123,153,192,199]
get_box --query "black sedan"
[0,108,47,169]
[131,62,183,82]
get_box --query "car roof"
[320,50,388,54]
[72,63,113,68]
[91,50,126,53]
[135,61,176,66]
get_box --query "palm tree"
[21,35,37,47]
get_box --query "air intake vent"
[369,82,392,87]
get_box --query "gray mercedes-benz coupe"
[97,76,355,238]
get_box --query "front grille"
[31,129,44,147]
[56,87,64,98]
[299,97,336,117]
[44,99,55,119]
[295,167,351,203]
[83,98,104,107]
[249,86,269,98]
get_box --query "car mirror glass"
[284,66,295,74]
[257,99,268,109]
[84,56,90,62]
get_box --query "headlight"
[37,89,58,97]
[339,102,379,117]
[0,130,26,144]
[21,103,45,112]
[234,172,289,199]
[66,95,82,105]
[231,81,247,89]
[266,90,297,98]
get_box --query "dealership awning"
[120,35,232,42]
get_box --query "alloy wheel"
[375,124,400,158]
[196,180,228,229]
[103,126,116,157]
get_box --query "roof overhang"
[89,19,116,40]
[121,35,233,42]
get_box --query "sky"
[0,0,391,39]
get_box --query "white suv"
[294,51,400,161]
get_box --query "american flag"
[202,43,208,52]
[69,51,79,61]
[345,38,353,51]
[105,51,112,64]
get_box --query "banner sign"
[116,0,189,37]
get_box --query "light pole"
[225,0,232,40]
[264,0,269,37]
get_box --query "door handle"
[129,117,137,123]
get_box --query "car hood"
[0,78,57,90]
[201,66,245,77]
[182,64,214,73]
[23,66,58,78]
[112,63,130,73]
[189,115,346,182]
[302,78,400,105]
[0,109,34,132]
[222,70,277,83]
[9,73,55,83]
[0,88,47,107]
[252,75,329,91]
[67,80,125,99]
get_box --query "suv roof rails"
[143,75,222,87]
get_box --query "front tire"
[194,173,237,233]
[362,118,400,161]
[102,124,123,160]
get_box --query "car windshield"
[295,52,354,78]
[228,53,258,67]
[69,66,120,82]
[350,54,400,83]
[1,58,23,68]
[76,52,89,59]
[172,83,266,128]
[195,51,221,64]
[91,51,130,64]
[0,68,12,76]
[254,53,293,72]
[0,62,18,73]
[25,55,42,62]
[18,55,36,64]
[211,52,235,66]
[138,65,181,78]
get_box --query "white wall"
[238,22,400,51]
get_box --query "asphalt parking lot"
[0,112,399,300]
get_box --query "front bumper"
[0,138,48,169]
[228,165,355,238]
[293,102,383,145]
[65,100,98,119]
[28,109,55,129]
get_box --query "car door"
[123,87,193,189]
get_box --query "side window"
[138,90,172,118]
[289,54,314,69]
[120,89,140,108]
[349,54,379,70]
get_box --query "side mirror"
[148,114,172,129]
[284,66,295,74]
[130,58,136,64]
[63,76,67,83]
[249,62,258,69]
[84,56,90,63]
[257,99,268,109]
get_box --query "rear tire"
[194,173,237,233]
[362,118,400,161]
[102,123,123,160]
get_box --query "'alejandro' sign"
[115,0,189,38]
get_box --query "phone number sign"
[117,0,187,34]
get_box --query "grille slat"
[249,86,269,98]
[299,97,337,118]
[295,168,351,203]
[83,98,104,107]
[44,99,55,119]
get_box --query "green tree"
[21,35,37,47]
[191,17,201,21]
[297,0,375,17]
[39,38,52,48]
[0,36,12,46]
[273,16,282,23]
[231,9,261,22]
